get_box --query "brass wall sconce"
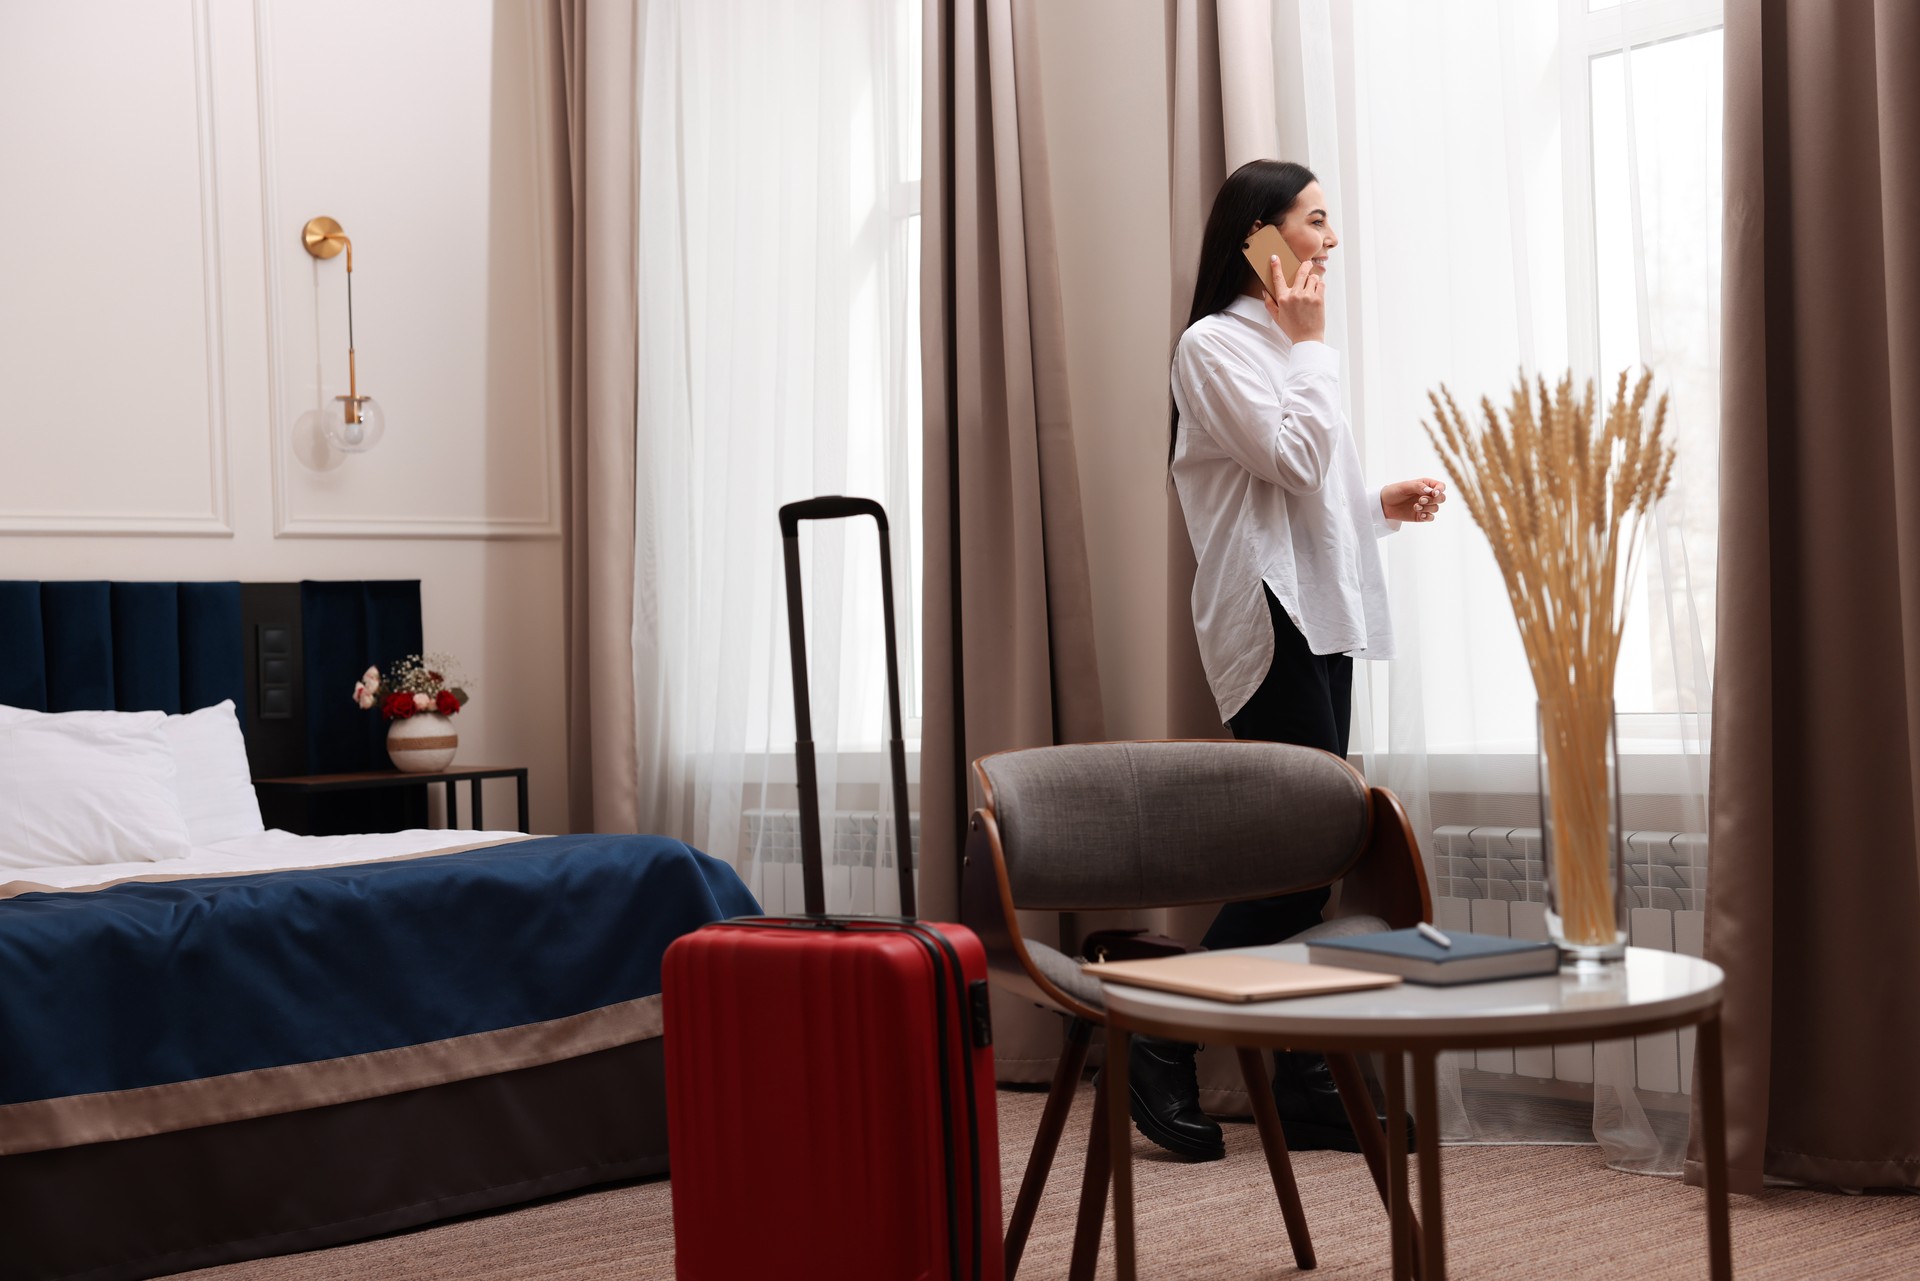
[301,216,386,452]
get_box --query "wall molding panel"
[256,0,562,541]
[0,0,234,537]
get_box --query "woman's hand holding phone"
[1262,255,1326,346]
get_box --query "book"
[1082,952,1401,1003]
[1306,928,1560,985]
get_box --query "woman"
[1130,159,1445,1161]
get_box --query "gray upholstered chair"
[960,740,1432,1280]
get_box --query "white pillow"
[162,700,265,845]
[0,701,268,848]
[0,712,194,869]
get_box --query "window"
[1337,0,1721,759]
[633,0,926,878]
[1564,0,1723,727]
[790,0,922,746]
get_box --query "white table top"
[1099,943,1724,1044]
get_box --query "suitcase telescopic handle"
[779,495,889,538]
[778,496,916,919]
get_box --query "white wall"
[1032,2,1177,739]
[0,1,569,832]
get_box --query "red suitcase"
[663,498,1003,1281]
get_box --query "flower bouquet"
[353,653,471,772]
[1425,370,1674,964]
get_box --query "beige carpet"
[181,1085,1920,1279]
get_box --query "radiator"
[1432,824,1708,1095]
[738,808,920,914]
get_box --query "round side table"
[1099,944,1730,1281]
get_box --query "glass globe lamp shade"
[325,395,386,453]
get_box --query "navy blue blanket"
[0,834,757,1115]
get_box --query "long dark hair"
[1169,159,1318,461]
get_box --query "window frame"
[1557,0,1725,391]
[1556,0,1723,746]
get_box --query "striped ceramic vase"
[387,711,458,773]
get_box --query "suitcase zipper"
[901,923,985,1281]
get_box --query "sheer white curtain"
[1296,0,1721,1172]
[633,0,922,913]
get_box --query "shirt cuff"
[1374,487,1402,536]
[1287,340,1341,379]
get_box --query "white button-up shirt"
[1171,294,1396,722]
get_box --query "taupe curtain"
[1695,0,1920,1193]
[1164,0,1285,739]
[1164,0,1232,740]
[1159,0,1287,1112]
[920,0,1107,1082]
[553,0,641,835]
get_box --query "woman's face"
[1276,180,1338,276]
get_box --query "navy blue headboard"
[290,580,425,774]
[0,581,244,716]
[0,580,422,775]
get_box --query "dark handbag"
[1080,928,1201,964]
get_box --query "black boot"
[1121,1037,1224,1161]
[1270,1051,1414,1154]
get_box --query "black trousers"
[1201,587,1353,951]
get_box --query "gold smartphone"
[1242,224,1304,301]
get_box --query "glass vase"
[1536,695,1627,967]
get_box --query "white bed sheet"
[12,828,530,892]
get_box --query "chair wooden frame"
[960,741,1434,1279]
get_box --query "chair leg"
[1067,1080,1111,1281]
[1326,1049,1421,1274]
[1237,1047,1316,1271]
[1005,1017,1094,1280]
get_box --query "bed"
[0,581,754,1281]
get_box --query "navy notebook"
[1307,928,1559,985]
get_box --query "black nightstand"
[253,766,531,834]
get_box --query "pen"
[1416,921,1453,949]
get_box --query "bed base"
[3,1039,666,1281]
